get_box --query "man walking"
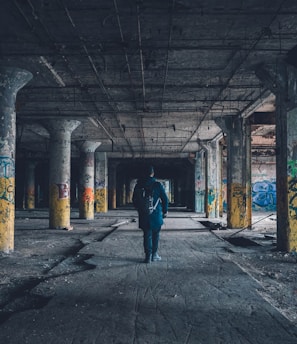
[133,165,169,264]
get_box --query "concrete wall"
[251,156,276,211]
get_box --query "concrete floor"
[0,209,296,344]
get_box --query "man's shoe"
[144,254,152,264]
[152,252,161,261]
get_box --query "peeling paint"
[288,176,297,251]
[0,177,14,252]
[80,187,94,219]
[95,188,107,213]
[49,184,70,229]
[207,188,217,217]
[228,183,248,228]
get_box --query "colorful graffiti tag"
[252,180,276,210]
[288,160,297,178]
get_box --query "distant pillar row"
[25,160,37,209]
[0,67,32,253]
[45,119,81,230]
[108,161,117,210]
[95,152,108,213]
[78,141,101,220]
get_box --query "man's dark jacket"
[132,176,168,230]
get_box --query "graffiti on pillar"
[230,184,246,225]
[0,157,15,204]
[195,175,202,191]
[288,161,297,236]
[56,183,69,199]
[95,178,107,212]
[223,178,276,212]
[207,189,216,215]
[95,188,107,211]
[0,156,14,178]
[288,160,297,178]
[252,180,276,211]
[82,187,94,203]
[83,173,92,184]
[95,179,106,189]
[288,160,297,249]
[208,189,215,205]
[289,177,297,218]
[195,174,206,212]
[0,178,14,203]
[222,178,227,211]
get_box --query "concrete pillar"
[201,135,223,218]
[122,183,126,206]
[46,119,81,229]
[25,160,37,209]
[108,162,117,210]
[285,107,297,251]
[256,61,297,251]
[174,177,180,206]
[195,149,206,213]
[95,152,108,213]
[125,178,131,204]
[78,141,101,220]
[216,117,251,228]
[0,67,32,252]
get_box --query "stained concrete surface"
[0,210,297,343]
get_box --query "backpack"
[134,182,160,215]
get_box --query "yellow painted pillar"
[0,67,32,253]
[126,178,132,204]
[25,160,37,209]
[120,183,124,206]
[228,183,248,228]
[108,161,117,210]
[0,159,15,252]
[78,141,101,220]
[287,108,297,251]
[216,116,251,229]
[95,152,108,213]
[45,119,81,229]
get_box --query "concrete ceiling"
[1,0,295,158]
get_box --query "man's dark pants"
[143,227,160,255]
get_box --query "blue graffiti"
[288,178,297,218]
[0,156,15,178]
[252,180,276,210]
[95,179,106,188]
